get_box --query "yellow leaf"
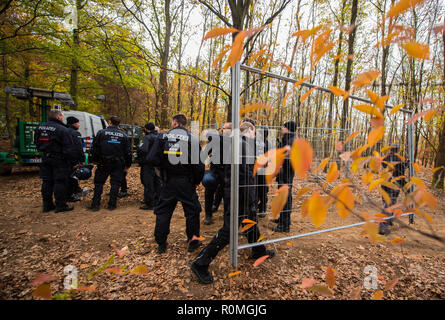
[353,104,384,118]
[32,283,51,300]
[369,178,384,191]
[290,139,314,178]
[387,0,426,18]
[212,44,231,68]
[432,166,444,173]
[390,104,405,116]
[329,85,347,97]
[308,192,327,228]
[203,27,240,40]
[240,102,272,115]
[264,148,288,185]
[257,235,265,242]
[292,75,312,90]
[336,187,354,218]
[401,41,430,60]
[292,25,323,42]
[413,162,421,174]
[301,198,310,218]
[351,70,380,89]
[368,126,385,147]
[270,185,289,220]
[131,265,148,275]
[379,187,391,206]
[247,48,267,65]
[362,172,374,185]
[313,157,331,175]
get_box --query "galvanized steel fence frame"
[229,62,415,267]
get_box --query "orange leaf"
[240,102,272,115]
[353,104,384,118]
[390,104,405,116]
[308,192,327,228]
[228,271,242,278]
[290,138,314,178]
[326,162,340,183]
[307,284,334,296]
[391,237,405,244]
[212,44,231,68]
[102,268,123,275]
[264,148,288,185]
[387,0,426,18]
[326,266,336,288]
[247,48,267,65]
[32,274,57,287]
[227,30,246,69]
[373,290,384,300]
[190,235,206,242]
[351,70,380,89]
[292,25,323,42]
[292,75,312,90]
[313,157,331,175]
[336,187,354,218]
[368,126,385,147]
[32,283,51,300]
[270,185,289,220]
[253,255,270,267]
[242,219,256,224]
[300,87,316,103]
[401,41,430,60]
[345,131,360,144]
[241,223,257,232]
[329,85,347,97]
[203,27,240,40]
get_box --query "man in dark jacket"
[138,122,161,210]
[379,144,410,235]
[273,121,297,232]
[66,116,85,202]
[89,116,132,211]
[190,122,275,285]
[34,109,76,213]
[147,114,205,254]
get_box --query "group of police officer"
[34,110,301,285]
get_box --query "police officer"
[34,109,76,213]
[89,116,132,211]
[137,122,161,210]
[272,121,297,233]
[190,122,274,284]
[147,114,204,254]
[66,116,85,202]
[256,127,270,218]
[379,144,410,235]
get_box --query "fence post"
[230,62,241,267]
[408,117,415,224]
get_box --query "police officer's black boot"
[188,239,202,252]
[88,202,100,211]
[42,202,55,213]
[204,213,213,225]
[250,245,275,260]
[55,204,74,213]
[157,242,167,254]
[190,261,213,284]
[190,244,218,284]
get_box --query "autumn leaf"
[336,187,354,218]
[75,285,97,292]
[300,87,317,103]
[247,48,267,65]
[326,162,340,183]
[226,30,246,70]
[270,185,289,220]
[212,44,231,68]
[253,255,270,267]
[373,290,384,300]
[242,219,257,224]
[351,70,380,89]
[350,287,361,300]
[290,138,314,178]
[241,223,257,232]
[32,283,51,300]
[308,192,327,228]
[301,278,317,289]
[292,75,312,90]
[313,157,331,175]
[102,268,123,275]
[385,278,400,291]
[264,147,288,185]
[353,104,383,118]
[390,104,405,115]
[368,126,385,147]
[131,265,148,275]
[326,266,336,288]
[329,85,347,97]
[292,25,323,42]
[240,102,272,115]
[190,235,206,242]
[203,27,240,40]
[228,271,242,278]
[307,284,334,297]
[391,237,405,244]
[345,131,360,145]
[112,244,128,259]
[413,162,421,174]
[32,274,57,287]
[387,0,426,18]
[401,41,430,60]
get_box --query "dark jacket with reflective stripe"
[67,125,85,164]
[90,125,132,167]
[34,118,76,161]
[137,131,158,165]
[147,126,204,184]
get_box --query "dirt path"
[0,166,444,300]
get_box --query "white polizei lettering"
[39,126,56,131]
[105,131,124,137]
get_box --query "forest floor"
[0,165,444,300]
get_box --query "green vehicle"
[119,124,143,150]
[0,86,74,175]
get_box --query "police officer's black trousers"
[67,168,82,198]
[39,158,70,209]
[140,165,161,206]
[121,170,128,193]
[154,176,202,245]
[204,183,223,217]
[193,187,266,267]
[92,161,124,207]
[277,173,294,229]
[256,175,269,213]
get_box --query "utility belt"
[100,155,124,165]
[43,152,66,160]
